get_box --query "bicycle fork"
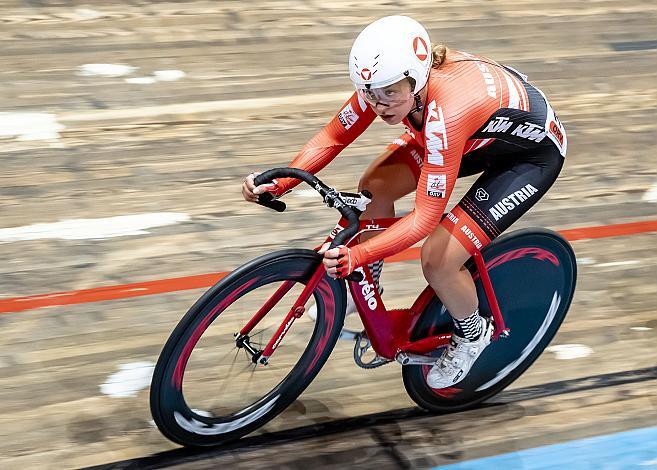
[235,265,326,365]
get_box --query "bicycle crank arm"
[395,351,436,366]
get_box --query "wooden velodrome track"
[1,1,656,468]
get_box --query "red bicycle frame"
[241,216,509,364]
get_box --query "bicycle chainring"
[353,331,392,369]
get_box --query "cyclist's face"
[358,79,414,125]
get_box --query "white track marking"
[545,344,593,360]
[643,182,657,203]
[0,112,64,140]
[631,327,653,331]
[58,91,350,123]
[77,64,137,77]
[577,257,596,265]
[100,361,155,398]
[74,8,102,20]
[125,77,157,85]
[594,260,640,268]
[0,212,190,242]
[126,71,186,84]
[154,70,186,81]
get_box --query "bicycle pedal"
[492,328,511,340]
[395,351,436,366]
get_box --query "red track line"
[1,219,656,314]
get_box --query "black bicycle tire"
[402,228,577,412]
[150,249,347,446]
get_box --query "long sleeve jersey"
[276,51,567,268]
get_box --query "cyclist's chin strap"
[408,93,424,115]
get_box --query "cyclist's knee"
[359,155,416,203]
[358,169,393,204]
[421,231,469,284]
[421,241,450,284]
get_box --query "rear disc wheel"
[403,228,577,412]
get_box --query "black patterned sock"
[367,259,384,295]
[452,309,483,341]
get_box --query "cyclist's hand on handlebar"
[321,245,359,279]
[242,172,280,203]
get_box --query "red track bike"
[150,168,577,447]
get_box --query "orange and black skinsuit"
[274,51,567,274]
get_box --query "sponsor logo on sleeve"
[338,103,359,130]
[425,101,448,165]
[427,173,447,198]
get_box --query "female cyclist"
[242,16,567,389]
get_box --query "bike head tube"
[255,168,364,281]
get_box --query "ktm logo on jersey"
[413,37,428,61]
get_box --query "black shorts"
[441,141,564,254]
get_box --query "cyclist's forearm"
[351,209,442,266]
[275,92,375,195]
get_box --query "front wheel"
[402,228,577,412]
[150,249,347,446]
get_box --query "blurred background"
[1,1,656,468]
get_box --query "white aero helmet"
[349,16,432,94]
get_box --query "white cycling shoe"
[307,288,357,321]
[426,316,494,389]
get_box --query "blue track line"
[434,425,657,469]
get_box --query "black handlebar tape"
[254,168,321,188]
[253,167,362,262]
[331,211,359,249]
[256,192,286,212]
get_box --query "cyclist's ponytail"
[431,44,448,68]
